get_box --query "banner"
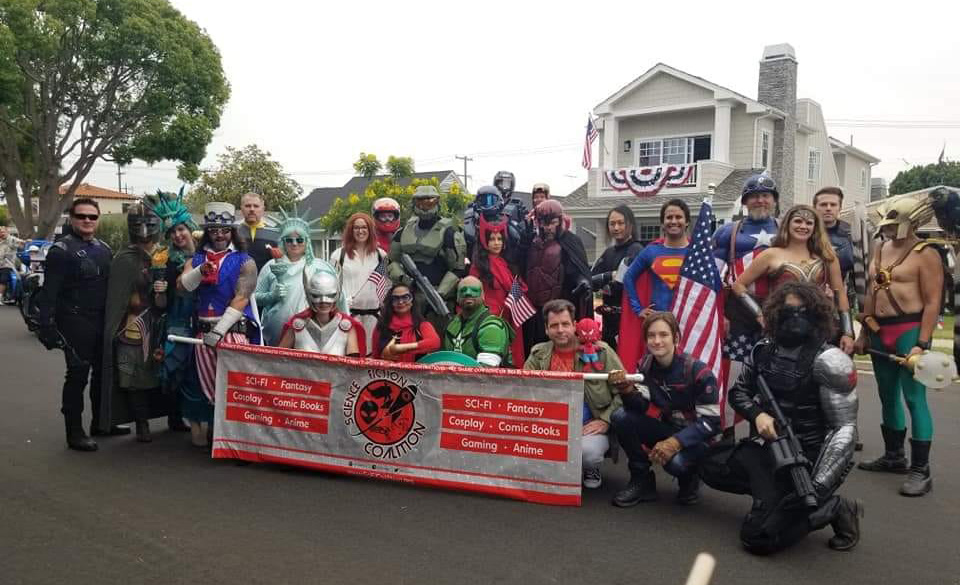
[211,343,586,506]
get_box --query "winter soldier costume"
[700,302,862,555]
[387,185,467,333]
[36,223,114,450]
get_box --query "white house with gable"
[564,44,880,262]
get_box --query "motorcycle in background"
[20,240,52,331]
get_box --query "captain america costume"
[713,216,778,361]
[618,239,688,371]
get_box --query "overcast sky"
[82,0,960,200]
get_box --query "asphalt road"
[1,307,958,585]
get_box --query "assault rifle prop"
[755,372,819,509]
[400,253,451,319]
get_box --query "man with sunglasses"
[179,202,260,403]
[36,198,123,451]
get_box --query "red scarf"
[202,248,231,285]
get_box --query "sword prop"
[866,349,958,389]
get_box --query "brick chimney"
[758,44,797,209]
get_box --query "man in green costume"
[100,198,169,442]
[388,185,467,334]
[443,276,512,367]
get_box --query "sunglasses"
[283,237,305,244]
[390,293,413,303]
[72,213,99,221]
[207,227,232,235]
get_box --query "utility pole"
[116,163,124,192]
[455,154,473,192]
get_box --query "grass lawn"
[934,315,954,340]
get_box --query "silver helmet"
[304,269,340,311]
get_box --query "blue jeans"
[610,406,708,478]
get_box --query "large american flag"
[504,276,536,328]
[582,116,599,169]
[670,199,727,423]
[367,257,390,303]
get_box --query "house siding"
[729,107,759,169]
[616,109,714,167]
[613,72,714,111]
[793,100,839,206]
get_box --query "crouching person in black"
[700,281,862,555]
[610,311,721,506]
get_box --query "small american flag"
[582,116,599,169]
[504,276,536,328]
[368,257,389,303]
[670,199,727,424]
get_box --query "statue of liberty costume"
[254,208,341,346]
[152,190,212,430]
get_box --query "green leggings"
[869,325,934,440]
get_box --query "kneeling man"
[443,276,512,367]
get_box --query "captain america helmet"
[741,172,780,203]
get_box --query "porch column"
[713,101,732,164]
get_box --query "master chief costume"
[387,185,467,333]
[700,304,862,555]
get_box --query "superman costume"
[618,239,688,371]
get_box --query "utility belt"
[351,308,381,317]
[860,312,923,334]
[198,319,247,334]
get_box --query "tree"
[186,144,302,211]
[386,155,415,179]
[889,161,960,196]
[320,177,470,235]
[353,153,382,179]
[0,204,8,226]
[0,0,230,237]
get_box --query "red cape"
[281,308,367,356]
[616,252,657,373]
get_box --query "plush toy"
[576,317,604,371]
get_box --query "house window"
[636,135,710,167]
[860,167,868,188]
[807,148,821,182]
[760,131,770,169]
[637,141,661,167]
[638,223,662,243]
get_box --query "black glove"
[38,327,61,350]
[572,279,591,298]
[590,271,613,290]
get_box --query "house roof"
[301,170,459,221]
[60,183,139,200]
[828,136,881,164]
[562,169,752,212]
[594,63,782,116]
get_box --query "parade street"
[1,307,957,585]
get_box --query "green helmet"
[412,185,441,220]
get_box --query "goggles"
[390,292,413,303]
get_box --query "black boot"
[612,470,657,507]
[900,439,932,497]
[64,416,98,452]
[676,473,700,505]
[135,420,152,443]
[828,498,864,551]
[168,415,189,432]
[90,422,131,437]
[858,425,907,473]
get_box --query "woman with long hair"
[468,220,526,365]
[371,283,440,362]
[330,212,386,355]
[732,204,854,353]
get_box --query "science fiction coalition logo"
[342,369,426,459]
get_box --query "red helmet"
[372,197,401,232]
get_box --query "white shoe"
[583,467,602,489]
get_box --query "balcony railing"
[588,160,734,199]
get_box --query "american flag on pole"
[367,257,390,303]
[670,199,728,424]
[504,276,536,328]
[582,116,599,169]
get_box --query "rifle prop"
[400,253,450,319]
[866,349,957,390]
[755,372,819,509]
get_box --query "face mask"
[775,305,814,348]
[457,285,483,303]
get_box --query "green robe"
[98,245,169,431]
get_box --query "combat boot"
[858,425,907,473]
[64,416,98,452]
[828,498,864,551]
[676,473,700,505]
[135,420,152,443]
[612,470,657,507]
[899,439,932,497]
